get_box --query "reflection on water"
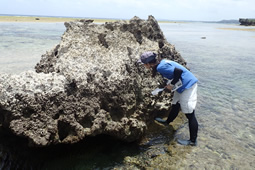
[0,22,255,169]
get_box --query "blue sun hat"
[137,51,157,64]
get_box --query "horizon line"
[0,13,240,23]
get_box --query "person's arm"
[165,68,183,90]
[171,68,183,85]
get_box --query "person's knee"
[166,102,181,123]
[185,110,195,120]
[172,102,180,110]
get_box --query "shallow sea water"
[160,22,255,169]
[0,22,65,73]
[0,22,255,169]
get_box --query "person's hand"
[165,84,174,91]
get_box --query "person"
[138,51,198,146]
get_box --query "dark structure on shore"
[239,18,255,26]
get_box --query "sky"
[1,0,254,21]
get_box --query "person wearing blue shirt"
[138,51,198,146]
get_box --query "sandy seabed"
[218,27,255,32]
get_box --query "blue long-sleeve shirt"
[156,59,198,93]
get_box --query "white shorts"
[172,83,197,114]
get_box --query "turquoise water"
[0,22,255,169]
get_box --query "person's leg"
[177,83,198,146]
[156,102,180,124]
[185,110,198,142]
[177,110,198,146]
[155,92,180,125]
[166,102,180,123]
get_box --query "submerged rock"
[0,15,186,147]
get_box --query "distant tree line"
[239,18,255,26]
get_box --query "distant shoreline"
[0,16,119,23]
[1,16,254,33]
[0,15,178,23]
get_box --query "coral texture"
[0,16,186,146]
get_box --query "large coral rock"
[0,16,186,146]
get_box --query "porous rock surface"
[0,16,186,147]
